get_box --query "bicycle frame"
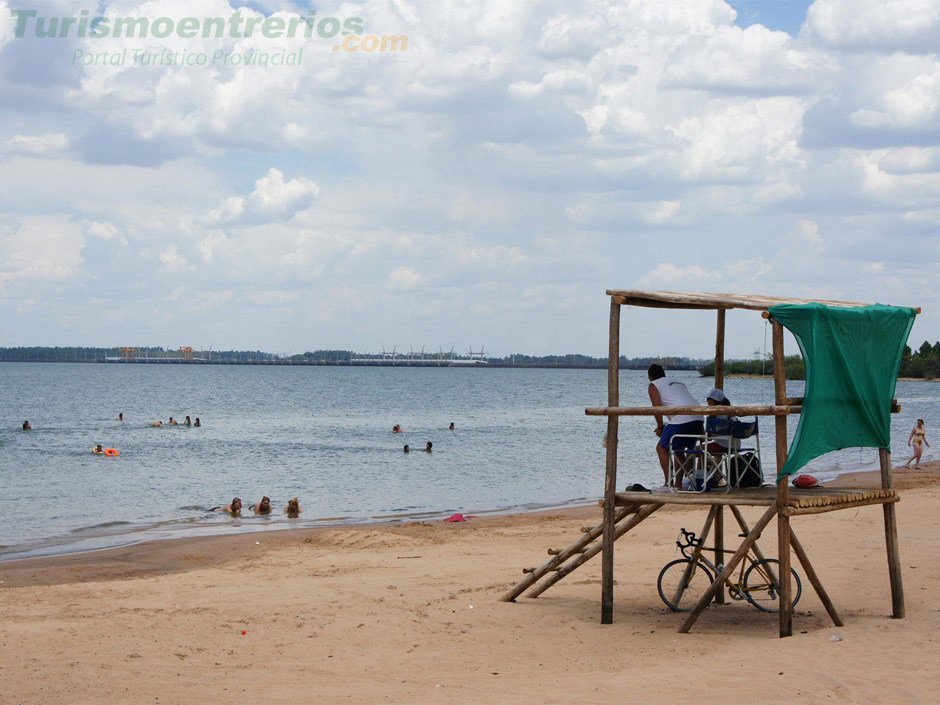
[675,528,779,601]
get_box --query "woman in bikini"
[905,419,929,469]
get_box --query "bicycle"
[657,527,802,613]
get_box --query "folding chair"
[667,416,735,493]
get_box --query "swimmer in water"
[449,422,455,430]
[93,444,104,454]
[284,498,302,518]
[194,417,201,427]
[216,498,242,516]
[393,424,403,433]
[116,413,124,422]
[168,417,178,426]
[250,496,273,515]
[425,441,433,452]
[22,420,31,430]
[184,416,192,427]
[403,444,410,453]
[151,420,163,427]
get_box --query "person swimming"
[250,496,273,515]
[93,444,104,454]
[284,497,302,518]
[168,417,178,426]
[403,444,410,452]
[449,422,455,430]
[22,420,31,430]
[194,418,201,427]
[150,420,163,427]
[116,413,124,422]
[393,424,403,433]
[184,416,192,427]
[215,498,242,516]
[425,441,433,452]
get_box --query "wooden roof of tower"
[607,290,873,310]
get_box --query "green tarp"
[768,303,917,479]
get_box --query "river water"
[1,363,936,559]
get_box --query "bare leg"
[656,444,670,484]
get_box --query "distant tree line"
[698,355,806,380]
[0,346,281,362]
[0,347,708,368]
[697,341,940,380]
[900,341,940,379]
[498,354,706,367]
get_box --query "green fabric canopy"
[767,303,917,479]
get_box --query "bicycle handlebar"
[676,528,700,552]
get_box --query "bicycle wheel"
[742,558,802,612]
[657,559,715,612]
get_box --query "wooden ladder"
[500,502,661,602]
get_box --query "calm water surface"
[1,363,936,559]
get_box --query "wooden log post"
[714,506,725,604]
[601,299,621,624]
[713,308,727,604]
[772,319,793,637]
[728,505,777,584]
[789,527,843,627]
[528,503,661,599]
[500,504,638,603]
[880,447,905,618]
[715,308,726,389]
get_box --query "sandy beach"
[2,463,939,704]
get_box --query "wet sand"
[2,461,938,704]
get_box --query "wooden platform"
[614,487,898,515]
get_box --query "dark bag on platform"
[730,452,763,488]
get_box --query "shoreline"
[5,460,937,589]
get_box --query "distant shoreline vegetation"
[698,356,806,380]
[4,344,937,377]
[697,340,940,380]
[0,347,706,369]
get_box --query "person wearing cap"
[648,363,704,486]
[705,388,738,453]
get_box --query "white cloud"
[0,216,86,289]
[879,147,940,174]
[387,266,426,291]
[781,219,824,255]
[1,133,69,157]
[158,245,190,273]
[1,0,940,354]
[0,1,14,50]
[204,168,319,227]
[804,0,940,52]
[82,219,128,246]
[663,24,830,93]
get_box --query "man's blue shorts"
[658,420,705,451]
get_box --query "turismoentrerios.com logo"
[10,8,409,64]
[11,9,363,40]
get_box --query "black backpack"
[729,452,763,488]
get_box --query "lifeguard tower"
[502,290,918,637]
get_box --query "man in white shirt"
[648,363,704,486]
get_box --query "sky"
[0,0,938,359]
